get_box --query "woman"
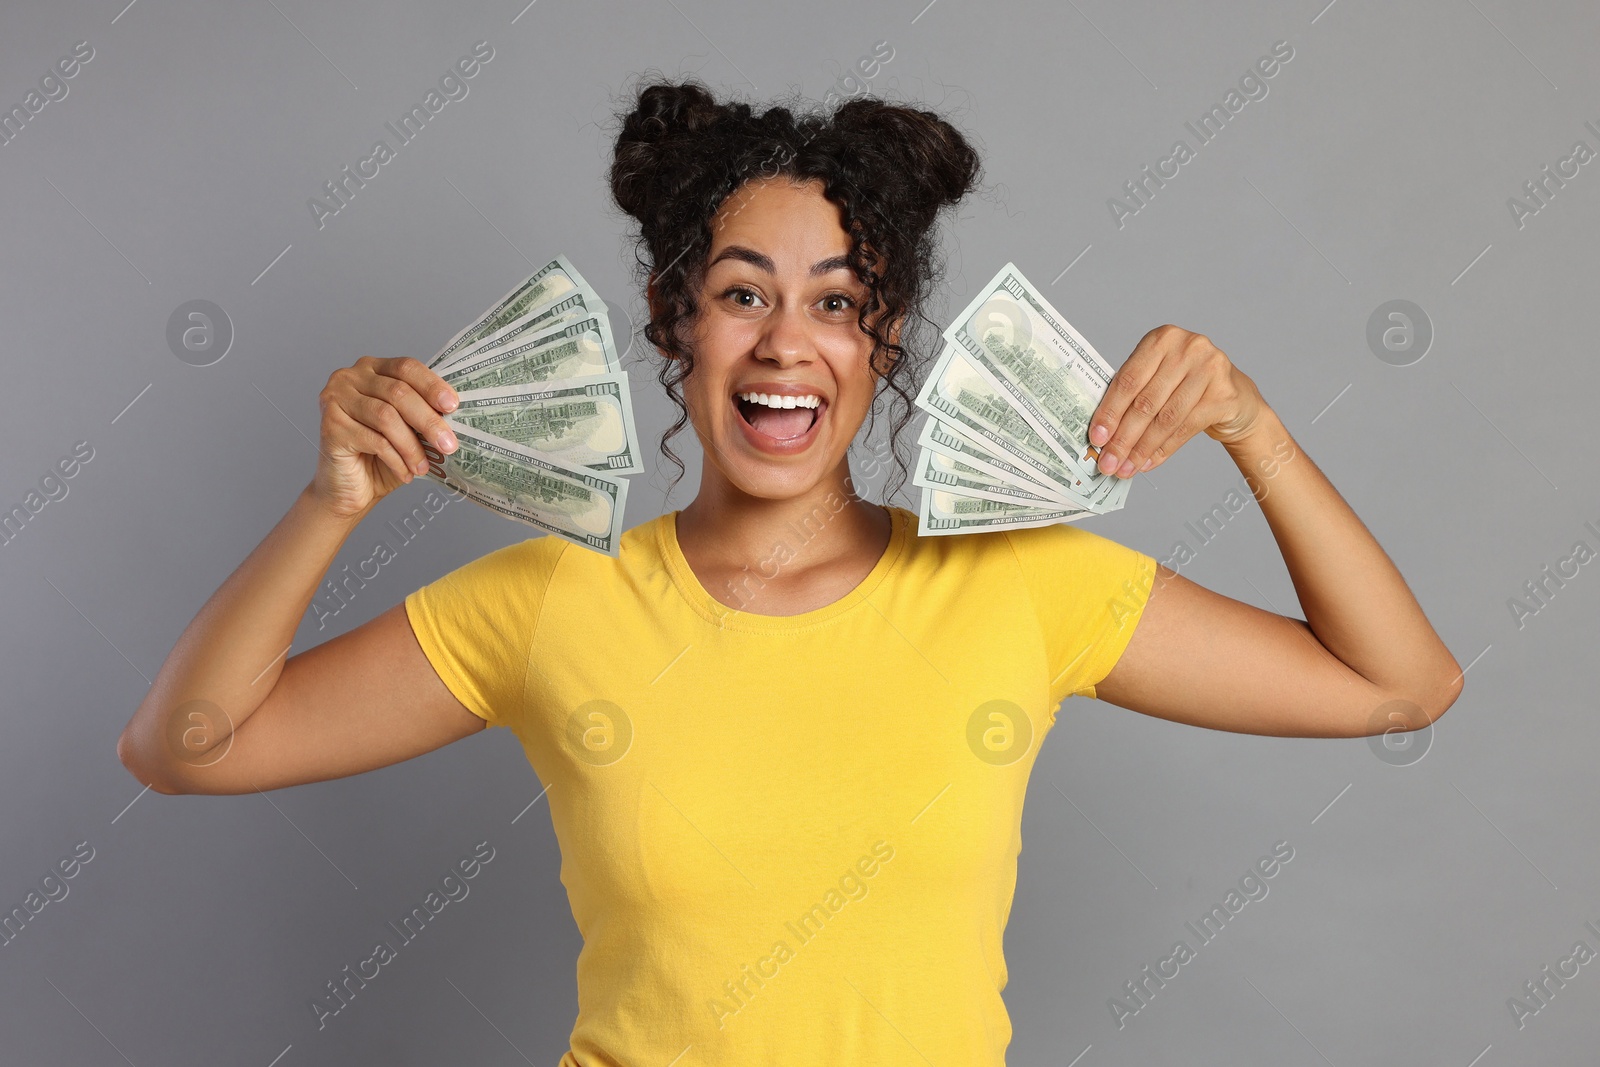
[117,80,1463,1064]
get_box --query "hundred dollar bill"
[944,262,1118,483]
[429,254,597,368]
[915,344,1104,507]
[1098,470,1130,510]
[912,447,1078,508]
[447,373,644,476]
[915,415,1075,505]
[435,289,608,375]
[441,315,619,392]
[417,421,628,556]
[1068,461,1125,512]
[918,487,1090,536]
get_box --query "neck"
[675,459,888,574]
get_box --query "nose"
[752,304,813,368]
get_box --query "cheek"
[693,312,755,367]
[681,321,743,415]
[823,337,879,406]
[681,367,724,427]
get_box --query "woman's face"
[671,176,891,502]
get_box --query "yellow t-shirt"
[405,503,1156,1065]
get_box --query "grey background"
[1,0,1596,1063]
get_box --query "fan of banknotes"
[418,254,636,556]
[914,262,1131,535]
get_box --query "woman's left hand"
[1087,324,1267,478]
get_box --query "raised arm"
[1087,326,1463,737]
[117,358,483,794]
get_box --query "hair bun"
[630,81,725,142]
[829,98,981,225]
[611,81,733,224]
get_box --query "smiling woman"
[119,74,1463,1067]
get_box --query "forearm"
[1218,406,1462,715]
[118,481,368,782]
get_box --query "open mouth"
[733,390,825,445]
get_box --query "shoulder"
[406,534,571,619]
[461,531,571,581]
[898,506,1155,594]
[420,510,676,608]
[992,521,1145,572]
[466,510,672,579]
[485,510,675,606]
[888,506,1040,595]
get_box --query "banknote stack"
[419,254,636,556]
[914,262,1131,535]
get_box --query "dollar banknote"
[448,373,644,476]
[415,254,636,555]
[434,288,609,376]
[943,262,1118,482]
[912,421,1078,508]
[441,314,620,392]
[428,254,598,369]
[919,487,1092,534]
[918,413,1102,503]
[915,344,1104,509]
[914,262,1133,536]
[417,421,628,556]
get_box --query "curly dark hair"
[608,76,981,504]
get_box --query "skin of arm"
[117,359,485,794]
[1089,326,1463,736]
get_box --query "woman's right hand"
[311,356,460,519]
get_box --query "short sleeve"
[1003,523,1159,707]
[403,535,568,730]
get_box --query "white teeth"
[737,392,820,409]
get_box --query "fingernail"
[1118,458,1135,478]
[441,391,458,412]
[1139,457,1153,472]
[1090,423,1109,446]
[436,428,455,452]
[414,459,429,475]
[1099,451,1118,475]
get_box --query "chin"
[723,462,831,502]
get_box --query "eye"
[723,286,765,309]
[817,292,856,315]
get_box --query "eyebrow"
[708,245,854,277]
